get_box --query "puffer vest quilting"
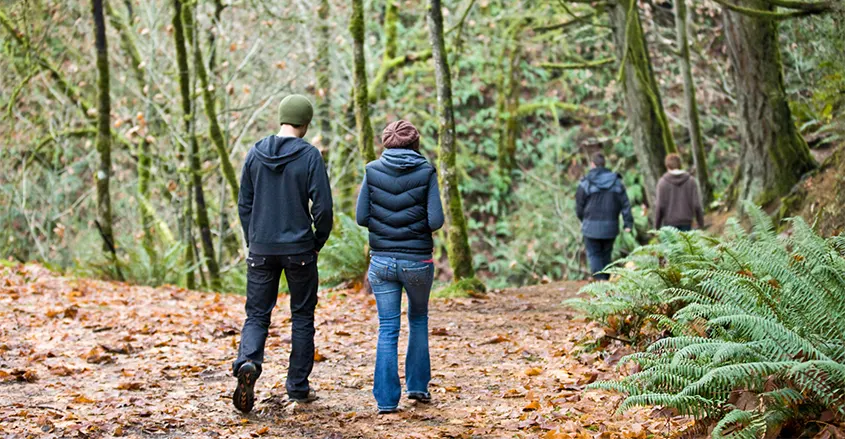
[365,159,435,255]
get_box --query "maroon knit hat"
[381,120,420,149]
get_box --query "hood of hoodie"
[380,148,428,172]
[252,135,312,172]
[664,170,691,186]
[585,167,619,190]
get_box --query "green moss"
[182,1,240,208]
[349,0,376,163]
[433,277,487,298]
[316,0,332,157]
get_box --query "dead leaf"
[116,382,143,391]
[431,327,449,336]
[73,395,96,404]
[314,349,326,362]
[524,367,543,376]
[481,335,510,345]
[523,400,541,411]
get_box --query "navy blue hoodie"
[238,135,333,255]
[575,167,633,239]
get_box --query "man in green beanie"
[232,94,333,412]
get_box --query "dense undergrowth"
[568,205,845,438]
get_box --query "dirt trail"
[0,265,691,438]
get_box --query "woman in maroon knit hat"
[355,120,444,414]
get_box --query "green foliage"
[317,213,369,287]
[573,204,845,437]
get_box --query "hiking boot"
[288,389,318,404]
[378,407,399,415]
[233,362,258,413]
[407,391,431,404]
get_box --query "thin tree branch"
[540,58,615,70]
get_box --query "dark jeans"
[668,224,692,232]
[584,237,615,281]
[233,252,318,399]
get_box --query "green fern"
[572,206,845,437]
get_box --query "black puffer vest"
[365,153,435,256]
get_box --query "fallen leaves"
[0,265,702,438]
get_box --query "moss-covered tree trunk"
[496,21,525,180]
[316,0,332,161]
[428,0,475,281]
[723,0,816,206]
[609,0,677,206]
[350,0,376,163]
[92,0,117,261]
[106,0,155,255]
[173,0,220,290]
[369,0,399,102]
[181,1,239,208]
[674,0,712,206]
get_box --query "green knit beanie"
[278,94,314,126]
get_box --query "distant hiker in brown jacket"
[654,153,705,231]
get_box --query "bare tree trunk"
[173,0,220,290]
[609,0,677,206]
[92,0,119,274]
[350,0,376,163]
[674,0,712,206]
[723,0,815,206]
[428,0,475,281]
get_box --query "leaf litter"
[0,264,693,438]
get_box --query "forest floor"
[0,264,693,439]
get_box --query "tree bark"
[723,0,816,206]
[350,0,376,163]
[315,0,332,160]
[428,0,475,281]
[609,0,677,206]
[181,1,240,209]
[674,0,713,206]
[106,0,156,255]
[496,21,525,180]
[173,0,220,290]
[92,0,117,260]
[368,0,399,102]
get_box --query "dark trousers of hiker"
[584,237,615,281]
[233,252,318,399]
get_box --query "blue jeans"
[584,237,615,281]
[368,256,434,411]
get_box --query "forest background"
[1,0,844,294]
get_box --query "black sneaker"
[407,391,431,403]
[288,389,318,404]
[378,407,399,415]
[233,362,258,413]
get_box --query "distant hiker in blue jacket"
[356,120,445,414]
[232,95,333,413]
[575,153,633,281]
